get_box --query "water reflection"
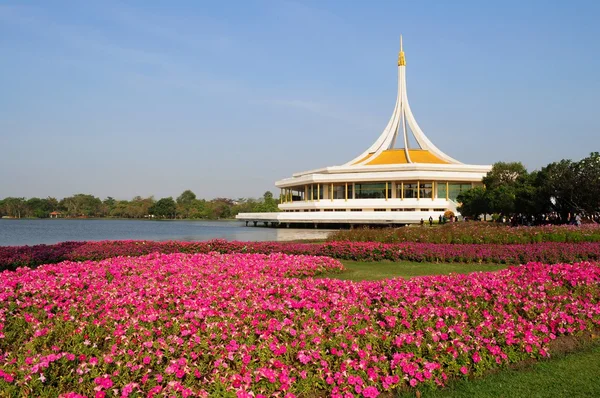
[0,219,334,246]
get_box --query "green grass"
[398,341,600,398]
[320,260,508,281]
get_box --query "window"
[316,184,323,200]
[403,183,417,199]
[291,187,305,202]
[419,183,433,199]
[437,182,447,200]
[354,182,390,199]
[308,184,324,201]
[448,183,473,201]
[332,184,352,200]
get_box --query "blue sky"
[1,0,599,200]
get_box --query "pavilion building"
[237,37,491,227]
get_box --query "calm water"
[0,219,333,246]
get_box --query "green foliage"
[328,223,600,244]
[149,197,177,218]
[457,153,600,221]
[0,197,27,218]
[0,189,281,220]
[482,162,528,189]
[457,187,488,219]
[59,194,103,217]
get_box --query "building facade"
[238,38,491,226]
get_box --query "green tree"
[482,162,528,189]
[26,197,53,218]
[149,197,176,218]
[176,190,197,219]
[573,152,600,215]
[487,185,516,216]
[60,194,102,217]
[457,187,488,220]
[177,190,197,205]
[536,159,577,220]
[1,197,26,218]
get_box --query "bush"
[2,239,600,270]
[328,224,600,244]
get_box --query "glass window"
[437,182,447,200]
[419,183,433,199]
[354,182,391,199]
[309,184,323,200]
[403,183,417,199]
[448,183,473,201]
[291,187,305,202]
[332,184,351,200]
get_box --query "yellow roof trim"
[351,153,374,165]
[365,149,449,165]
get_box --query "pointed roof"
[345,36,460,167]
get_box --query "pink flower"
[94,376,113,389]
[362,386,380,397]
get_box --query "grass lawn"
[398,341,600,398]
[320,260,600,397]
[320,260,508,281]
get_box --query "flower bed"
[3,240,600,271]
[1,253,599,396]
[328,223,600,244]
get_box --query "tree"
[125,196,154,218]
[26,197,53,218]
[149,197,176,218]
[573,152,600,215]
[176,190,197,205]
[256,191,279,212]
[482,162,528,189]
[208,198,235,219]
[60,194,102,217]
[176,190,198,219]
[487,185,516,216]
[536,159,577,220]
[457,187,488,220]
[1,197,26,218]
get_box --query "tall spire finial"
[398,34,406,66]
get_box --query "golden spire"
[398,34,406,66]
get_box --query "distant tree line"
[0,190,279,220]
[457,152,600,224]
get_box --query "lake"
[0,219,334,246]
